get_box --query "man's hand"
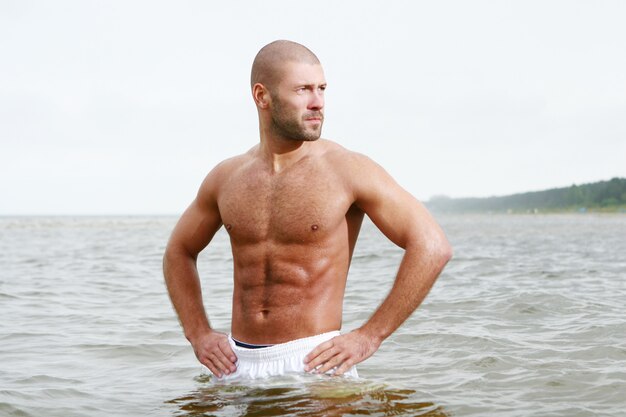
[189,330,237,378]
[303,329,381,376]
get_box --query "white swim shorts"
[216,331,359,382]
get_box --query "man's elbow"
[423,233,453,270]
[162,244,175,279]
[436,238,453,268]
[406,231,452,269]
[163,240,176,266]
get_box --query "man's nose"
[308,90,324,110]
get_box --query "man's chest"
[217,168,351,243]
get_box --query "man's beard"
[270,96,323,142]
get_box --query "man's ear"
[252,83,270,109]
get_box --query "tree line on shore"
[426,177,626,213]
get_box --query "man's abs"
[229,243,349,344]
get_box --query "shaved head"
[251,40,321,91]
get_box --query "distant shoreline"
[425,206,626,215]
[426,205,626,216]
[426,177,626,214]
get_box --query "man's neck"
[258,133,315,174]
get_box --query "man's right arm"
[162,166,237,377]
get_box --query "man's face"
[268,62,326,142]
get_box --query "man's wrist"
[356,325,385,347]
[184,325,212,344]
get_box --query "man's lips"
[304,112,323,122]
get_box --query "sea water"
[0,214,625,416]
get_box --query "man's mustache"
[303,112,324,120]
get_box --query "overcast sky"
[1,1,625,215]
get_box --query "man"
[163,40,452,381]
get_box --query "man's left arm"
[304,153,452,375]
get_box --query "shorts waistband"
[228,331,339,361]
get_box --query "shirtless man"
[163,40,452,380]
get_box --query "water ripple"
[1,215,625,416]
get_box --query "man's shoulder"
[319,139,393,200]
[198,148,257,196]
[209,147,257,178]
[319,139,378,170]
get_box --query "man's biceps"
[371,203,436,248]
[173,204,222,244]
[359,179,416,214]
[168,224,203,254]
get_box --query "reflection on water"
[167,374,449,416]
